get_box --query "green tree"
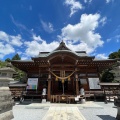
[13,68,26,82]
[101,70,114,82]
[5,58,11,62]
[109,49,120,59]
[0,61,7,68]
[12,53,21,60]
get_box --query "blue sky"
[0,0,120,60]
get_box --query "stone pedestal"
[116,107,120,120]
[0,79,14,120]
[80,98,86,104]
[114,97,120,120]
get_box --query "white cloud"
[0,31,23,59]
[32,34,43,41]
[24,39,95,57]
[95,53,108,59]
[116,39,119,43]
[0,42,15,59]
[0,31,9,42]
[41,20,54,33]
[100,17,107,26]
[17,51,22,55]
[0,31,23,47]
[64,0,83,17]
[106,0,114,3]
[108,35,120,43]
[106,0,110,3]
[10,15,31,34]
[84,0,92,3]
[21,56,29,60]
[66,41,94,53]
[115,35,120,43]
[24,40,59,57]
[106,38,111,42]
[60,14,104,54]
[10,35,23,46]
[11,15,27,30]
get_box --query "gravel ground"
[12,101,117,120]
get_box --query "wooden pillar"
[75,73,79,95]
[72,78,75,95]
[47,73,51,101]
[97,66,100,78]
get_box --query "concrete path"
[42,106,86,120]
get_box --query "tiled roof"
[33,41,92,58]
[11,60,33,62]
[9,81,27,87]
[35,50,90,58]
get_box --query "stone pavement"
[26,101,103,109]
[12,101,117,120]
[42,106,86,120]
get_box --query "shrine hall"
[11,41,117,101]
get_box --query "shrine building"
[11,41,117,101]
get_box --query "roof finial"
[61,40,64,44]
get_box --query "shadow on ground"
[14,100,41,105]
[97,115,116,120]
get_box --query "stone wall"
[0,79,14,120]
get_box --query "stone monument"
[0,63,15,120]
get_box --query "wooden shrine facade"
[11,41,117,101]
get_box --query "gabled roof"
[54,41,71,51]
[32,41,94,59]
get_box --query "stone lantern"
[110,61,120,119]
[114,89,120,120]
[0,62,15,120]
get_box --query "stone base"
[0,70,15,120]
[116,107,120,120]
[80,99,86,104]
[42,99,46,103]
[0,110,14,120]
[0,87,14,120]
[116,114,120,120]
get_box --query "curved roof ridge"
[32,41,94,59]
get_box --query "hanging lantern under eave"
[68,77,70,81]
[55,77,58,81]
